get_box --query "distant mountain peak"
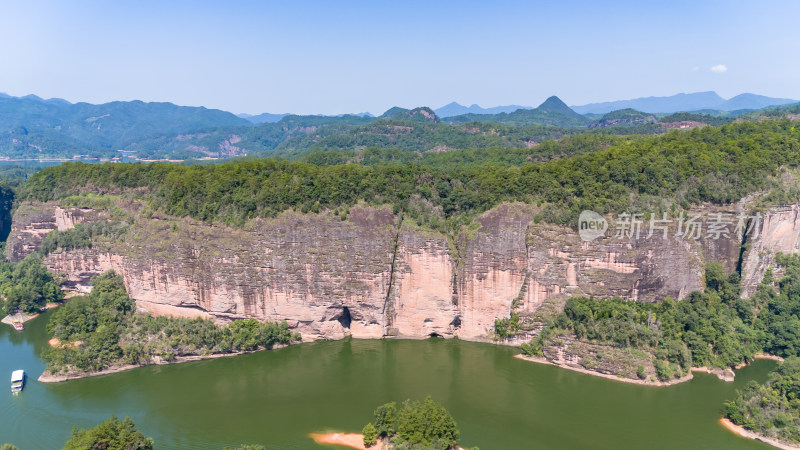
[379,106,409,118]
[534,96,587,123]
[537,96,571,113]
[434,102,533,118]
[380,106,440,122]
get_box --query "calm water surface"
[0,311,775,449]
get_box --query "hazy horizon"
[3,89,796,118]
[2,1,799,115]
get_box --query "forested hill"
[0,95,250,158]
[108,110,656,161]
[19,119,800,232]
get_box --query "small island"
[311,396,473,450]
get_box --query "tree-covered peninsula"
[725,357,800,445]
[42,271,300,378]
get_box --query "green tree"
[62,416,153,450]
[362,422,377,447]
[367,397,459,449]
[372,401,397,437]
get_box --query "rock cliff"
[7,199,799,342]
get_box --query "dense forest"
[18,120,800,234]
[42,271,300,374]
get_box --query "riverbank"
[37,346,285,383]
[514,352,785,386]
[513,354,694,386]
[719,418,800,450]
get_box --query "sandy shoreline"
[309,433,368,449]
[37,348,277,383]
[719,418,800,450]
[309,432,469,449]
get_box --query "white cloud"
[710,64,728,73]
[692,66,699,71]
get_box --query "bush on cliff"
[38,221,130,256]
[43,270,300,374]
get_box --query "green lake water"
[0,311,777,449]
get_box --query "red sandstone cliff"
[6,200,793,342]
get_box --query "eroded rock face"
[388,223,458,338]
[10,200,794,342]
[456,204,536,339]
[741,204,800,297]
[6,202,103,262]
[41,207,397,341]
[526,216,741,304]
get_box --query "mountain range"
[434,102,532,118]
[434,92,798,117]
[570,92,797,114]
[0,90,798,161]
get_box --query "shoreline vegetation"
[38,346,286,383]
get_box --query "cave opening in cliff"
[428,332,443,338]
[338,306,352,329]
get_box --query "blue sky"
[1,0,798,115]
